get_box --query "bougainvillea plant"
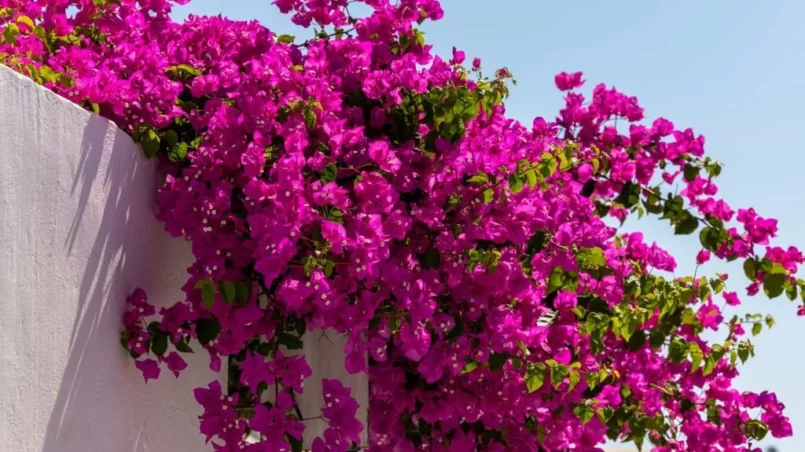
[2,1,802,451]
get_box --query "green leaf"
[414,29,426,47]
[705,398,721,425]
[626,330,646,351]
[169,142,188,162]
[662,195,684,219]
[320,163,338,183]
[525,363,546,393]
[174,338,194,353]
[140,128,161,159]
[567,370,581,393]
[752,322,762,336]
[745,419,769,441]
[688,342,704,373]
[699,225,726,252]
[508,173,524,194]
[488,352,508,371]
[703,356,716,376]
[289,435,303,452]
[738,341,751,363]
[467,172,489,185]
[597,406,614,424]
[303,257,316,277]
[674,212,699,235]
[614,181,640,208]
[201,282,216,309]
[525,230,547,255]
[389,316,401,334]
[151,334,168,357]
[548,267,565,292]
[594,201,610,218]
[669,337,689,363]
[194,279,211,290]
[591,158,601,174]
[276,34,296,44]
[166,64,202,80]
[620,385,632,399]
[549,362,569,389]
[3,23,20,45]
[16,16,34,29]
[711,343,726,361]
[710,277,725,294]
[517,340,530,356]
[681,308,697,326]
[573,404,595,424]
[763,264,787,298]
[304,105,317,129]
[585,312,610,341]
[420,248,441,270]
[235,282,251,306]
[324,260,336,277]
[119,331,131,352]
[196,318,221,345]
[525,169,538,189]
[482,188,494,203]
[649,331,666,350]
[540,152,557,176]
[581,179,596,198]
[578,247,606,268]
[461,360,478,375]
[706,161,723,178]
[585,370,602,391]
[220,281,236,304]
[786,282,798,301]
[683,163,700,182]
[743,259,757,280]
[680,398,695,413]
[278,333,304,350]
[147,321,161,335]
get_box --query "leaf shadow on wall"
[42,115,201,452]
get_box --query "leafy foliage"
[2,0,801,451]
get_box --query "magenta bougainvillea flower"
[135,359,161,383]
[2,0,803,450]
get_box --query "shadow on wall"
[13,109,216,450]
[41,117,153,450]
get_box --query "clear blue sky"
[174,1,805,449]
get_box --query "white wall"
[296,332,369,447]
[0,64,220,451]
[0,64,368,451]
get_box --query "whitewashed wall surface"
[0,63,220,451]
[0,63,368,452]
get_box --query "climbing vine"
[1,0,801,450]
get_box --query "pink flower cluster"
[2,0,802,451]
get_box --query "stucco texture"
[0,64,221,451]
[0,63,371,451]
